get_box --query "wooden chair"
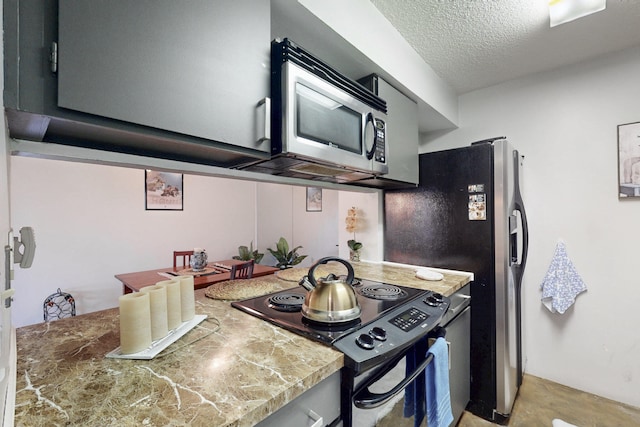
[173,250,194,269]
[230,260,255,280]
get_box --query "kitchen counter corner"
[14,287,343,427]
[353,261,472,296]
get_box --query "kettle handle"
[307,257,355,287]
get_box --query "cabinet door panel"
[377,78,419,184]
[58,0,270,151]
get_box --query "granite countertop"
[355,261,471,296]
[277,260,472,297]
[14,262,471,426]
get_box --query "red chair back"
[230,260,255,280]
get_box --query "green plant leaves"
[347,239,362,251]
[232,241,264,264]
[276,237,288,256]
[268,237,307,269]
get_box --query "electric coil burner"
[268,293,304,312]
[358,283,407,300]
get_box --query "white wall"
[9,156,381,327]
[256,182,340,266]
[9,157,258,326]
[421,46,640,408]
[292,186,340,265]
[338,191,383,262]
[257,182,292,266]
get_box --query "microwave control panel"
[374,119,386,164]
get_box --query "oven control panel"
[333,291,450,374]
[389,307,430,332]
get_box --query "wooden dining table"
[115,259,279,294]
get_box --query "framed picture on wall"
[145,170,184,210]
[618,121,640,198]
[306,187,322,212]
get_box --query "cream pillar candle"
[156,279,182,330]
[178,275,196,322]
[119,292,152,354]
[140,284,169,340]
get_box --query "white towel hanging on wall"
[540,241,587,314]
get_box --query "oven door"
[356,329,445,403]
[349,352,411,427]
[348,288,471,427]
[342,327,445,427]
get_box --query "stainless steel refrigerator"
[384,138,529,423]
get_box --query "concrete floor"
[377,374,640,427]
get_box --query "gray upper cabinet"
[4,0,271,167]
[58,0,270,149]
[378,77,419,185]
[358,75,419,187]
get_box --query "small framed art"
[618,121,640,198]
[306,187,322,212]
[145,170,184,210]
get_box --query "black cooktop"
[231,279,426,345]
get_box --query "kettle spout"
[298,275,315,291]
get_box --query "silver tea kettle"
[298,257,361,323]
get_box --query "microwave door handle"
[365,112,377,160]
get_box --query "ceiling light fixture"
[549,0,606,27]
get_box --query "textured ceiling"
[369,0,640,94]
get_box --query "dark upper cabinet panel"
[355,74,419,188]
[4,0,271,167]
[57,0,270,151]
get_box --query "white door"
[0,102,16,425]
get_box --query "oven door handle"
[353,326,446,409]
[353,352,435,409]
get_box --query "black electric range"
[231,279,450,374]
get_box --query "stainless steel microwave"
[240,39,388,183]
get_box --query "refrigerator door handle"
[512,149,528,389]
[509,210,527,266]
[513,201,529,283]
[512,151,529,285]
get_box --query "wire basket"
[43,288,76,321]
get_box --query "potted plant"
[347,239,363,261]
[345,207,363,261]
[267,237,307,269]
[232,241,264,264]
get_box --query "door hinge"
[50,41,58,73]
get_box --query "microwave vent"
[236,154,376,183]
[290,163,348,177]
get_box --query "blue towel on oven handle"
[403,336,427,427]
[425,337,454,427]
